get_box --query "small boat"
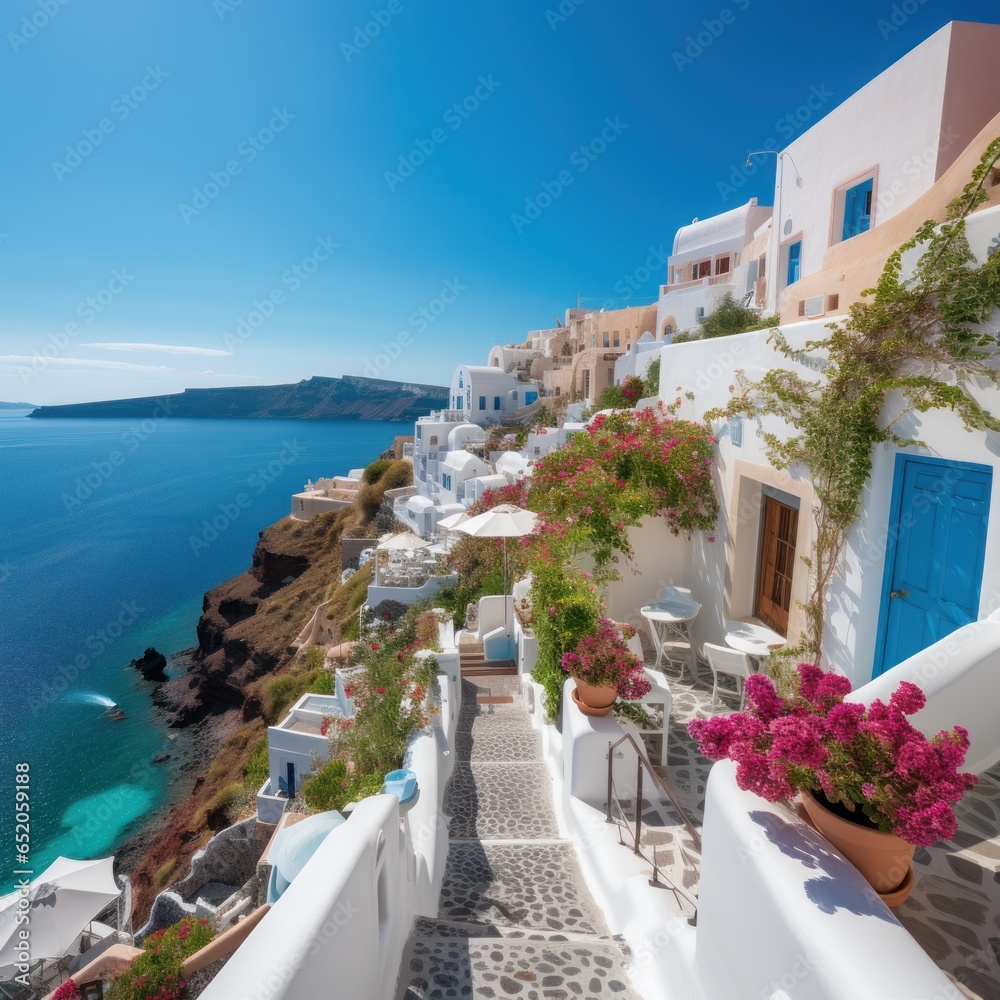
[103,703,127,720]
[383,768,418,803]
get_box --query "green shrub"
[643,357,660,398]
[107,918,214,1000]
[302,760,386,812]
[362,459,392,484]
[243,738,269,789]
[260,668,329,723]
[700,292,778,339]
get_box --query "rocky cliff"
[121,458,409,920]
[27,375,448,421]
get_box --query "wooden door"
[756,496,799,635]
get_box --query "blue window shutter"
[479,395,486,410]
[787,241,802,285]
[494,396,501,410]
[842,178,874,241]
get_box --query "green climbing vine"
[707,139,1000,664]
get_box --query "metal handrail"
[605,731,702,915]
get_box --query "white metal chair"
[644,616,694,679]
[625,633,673,766]
[703,642,754,711]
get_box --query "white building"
[448,365,540,425]
[766,20,1000,320]
[656,197,773,338]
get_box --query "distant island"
[27,375,449,422]
[0,400,38,409]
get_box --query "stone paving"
[643,657,1000,999]
[396,680,644,999]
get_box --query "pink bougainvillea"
[688,665,977,847]
[560,618,651,700]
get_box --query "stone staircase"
[395,678,644,999]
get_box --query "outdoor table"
[640,587,701,679]
[724,619,785,671]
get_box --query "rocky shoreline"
[115,452,405,921]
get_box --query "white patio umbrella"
[375,532,431,585]
[437,510,472,531]
[456,504,538,624]
[376,532,431,552]
[0,856,121,972]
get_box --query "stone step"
[410,916,616,943]
[460,658,517,677]
[445,762,559,840]
[395,936,642,1000]
[438,841,611,937]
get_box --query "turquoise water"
[0,412,403,886]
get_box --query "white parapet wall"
[692,761,952,1000]
[540,676,958,1000]
[201,631,461,999]
[851,608,1000,774]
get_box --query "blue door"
[873,456,992,676]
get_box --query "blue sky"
[2,0,998,405]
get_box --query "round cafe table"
[724,619,785,671]
[640,587,701,680]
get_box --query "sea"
[0,411,405,889]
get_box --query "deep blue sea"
[0,412,403,887]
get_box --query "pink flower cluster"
[560,618,651,700]
[688,664,977,847]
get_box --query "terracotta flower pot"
[800,791,916,906]
[572,679,617,716]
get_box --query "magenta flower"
[687,663,977,848]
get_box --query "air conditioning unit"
[804,295,825,318]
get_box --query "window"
[493,395,501,410]
[602,332,610,348]
[416,426,422,439]
[512,390,518,402]
[429,436,438,446]
[583,370,591,399]
[786,240,802,286]
[613,331,620,347]
[715,256,731,276]
[478,395,486,410]
[839,177,874,242]
[756,492,799,635]
[442,473,451,491]
[694,260,712,279]
[458,374,463,388]
[729,416,742,448]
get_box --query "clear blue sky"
[2,0,998,405]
